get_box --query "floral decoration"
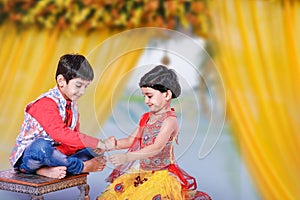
[0,0,209,37]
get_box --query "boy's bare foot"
[36,166,67,179]
[82,156,106,173]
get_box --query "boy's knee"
[29,138,54,156]
[34,138,52,147]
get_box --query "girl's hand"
[109,153,128,166]
[93,148,105,155]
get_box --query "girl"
[98,65,211,200]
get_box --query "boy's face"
[57,75,91,101]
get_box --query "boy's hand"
[97,136,117,150]
[104,136,117,151]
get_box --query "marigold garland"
[0,0,209,37]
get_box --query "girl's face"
[58,76,91,101]
[141,87,171,114]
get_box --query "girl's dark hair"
[56,54,94,84]
[139,65,181,98]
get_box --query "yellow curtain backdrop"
[0,24,148,169]
[207,0,300,199]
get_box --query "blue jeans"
[18,138,99,174]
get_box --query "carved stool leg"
[78,183,90,200]
[30,195,44,200]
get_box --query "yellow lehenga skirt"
[97,169,188,200]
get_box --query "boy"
[10,54,115,179]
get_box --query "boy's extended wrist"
[97,137,117,151]
[97,139,107,150]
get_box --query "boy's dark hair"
[56,54,94,84]
[139,65,181,98]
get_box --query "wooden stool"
[0,169,90,200]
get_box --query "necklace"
[147,112,167,124]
